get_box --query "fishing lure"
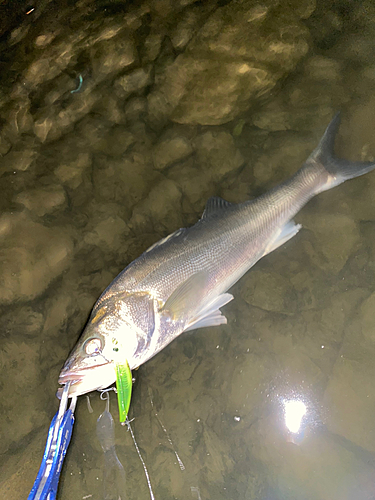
[115,361,132,424]
[112,338,132,423]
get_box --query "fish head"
[58,297,142,397]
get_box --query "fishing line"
[98,387,155,499]
[149,388,185,471]
[86,395,93,413]
[96,388,127,500]
[125,418,155,500]
[191,486,202,500]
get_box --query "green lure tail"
[115,361,132,424]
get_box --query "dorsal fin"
[144,228,186,254]
[202,196,233,218]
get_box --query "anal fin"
[263,220,301,257]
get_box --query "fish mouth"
[58,355,111,384]
[58,372,84,385]
[57,361,116,398]
[58,363,106,384]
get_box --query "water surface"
[0,1,375,499]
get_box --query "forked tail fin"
[307,112,375,192]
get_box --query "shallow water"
[1,1,375,499]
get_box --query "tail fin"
[307,112,375,192]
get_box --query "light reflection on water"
[284,399,307,434]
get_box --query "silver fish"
[59,114,375,397]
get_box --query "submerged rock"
[0,427,50,500]
[114,65,153,100]
[54,152,92,190]
[130,178,183,233]
[0,213,74,304]
[148,0,311,125]
[301,212,361,274]
[15,185,67,216]
[323,349,375,453]
[0,306,44,340]
[193,130,244,180]
[0,339,50,455]
[152,130,194,171]
[2,146,37,173]
[241,269,297,314]
[360,292,375,343]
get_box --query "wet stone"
[304,55,343,82]
[170,355,199,382]
[152,132,193,171]
[114,65,153,99]
[54,152,92,190]
[34,91,101,143]
[2,101,34,137]
[227,351,277,420]
[130,178,183,233]
[167,159,212,210]
[23,38,76,88]
[360,292,375,344]
[0,306,44,339]
[0,213,74,304]
[200,426,235,483]
[148,0,311,125]
[301,213,361,274]
[193,130,244,181]
[93,95,126,124]
[124,97,148,121]
[0,133,11,156]
[92,126,136,157]
[84,214,130,253]
[323,351,375,453]
[91,36,138,81]
[250,54,346,135]
[143,32,164,62]
[92,152,156,211]
[0,339,50,456]
[2,147,37,173]
[170,4,214,51]
[241,269,297,314]
[252,133,316,185]
[34,32,56,48]
[15,185,66,216]
[0,427,50,500]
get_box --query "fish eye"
[83,337,102,356]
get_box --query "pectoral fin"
[184,293,234,332]
[162,271,209,320]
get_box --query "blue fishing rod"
[28,383,76,500]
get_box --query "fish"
[59,114,375,397]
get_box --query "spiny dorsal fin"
[144,228,186,254]
[202,196,233,218]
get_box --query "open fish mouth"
[58,373,84,385]
[58,362,108,384]
[57,362,116,398]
